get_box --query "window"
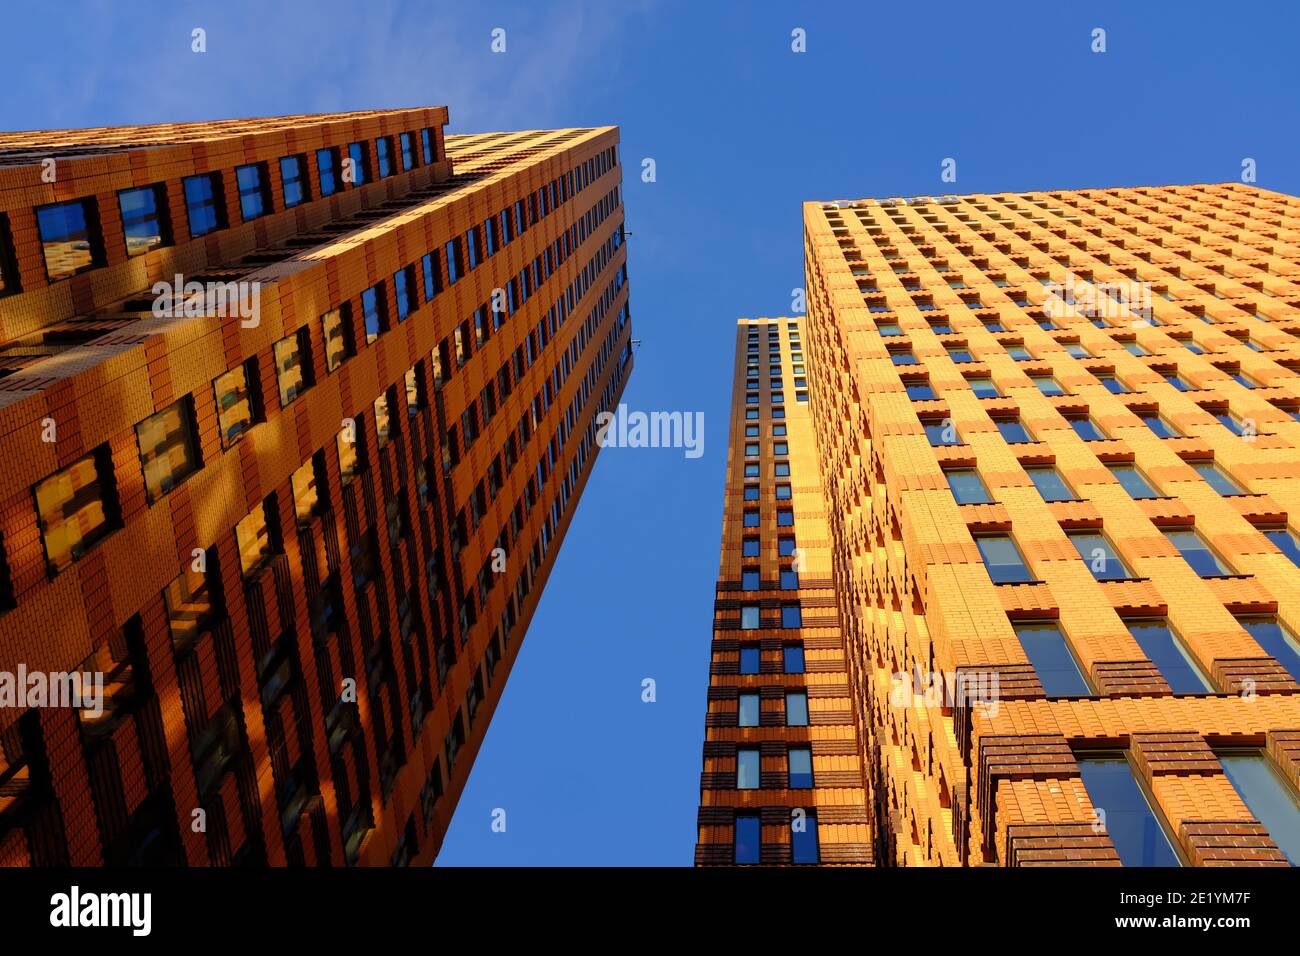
[375,136,394,178]
[905,380,937,401]
[279,155,310,208]
[1007,344,1032,361]
[733,814,761,864]
[1261,525,1300,568]
[1077,755,1181,867]
[235,499,274,578]
[1139,410,1178,438]
[791,813,820,864]
[742,538,760,558]
[1192,461,1244,495]
[213,360,259,449]
[1013,623,1090,696]
[781,605,802,628]
[36,198,103,279]
[399,131,417,171]
[1214,410,1247,437]
[787,747,813,788]
[923,418,959,446]
[164,558,217,652]
[736,749,760,790]
[0,213,18,296]
[775,484,791,500]
[738,692,760,727]
[337,422,362,484]
[136,397,201,502]
[1218,752,1300,864]
[1237,617,1300,681]
[118,185,170,257]
[739,645,760,674]
[1108,463,1159,499]
[321,305,353,371]
[778,537,796,557]
[946,468,992,504]
[1097,373,1129,394]
[995,417,1032,444]
[975,535,1033,584]
[374,393,392,448]
[785,691,809,726]
[1027,466,1073,502]
[235,163,271,221]
[967,376,999,399]
[740,606,760,630]
[420,128,435,165]
[34,448,118,574]
[1165,529,1232,577]
[783,644,804,673]
[362,284,386,343]
[291,458,321,527]
[1070,532,1131,581]
[741,569,760,590]
[316,147,340,196]
[779,568,799,589]
[1032,375,1065,397]
[183,172,226,238]
[1126,620,1209,693]
[1068,415,1105,442]
[394,265,417,321]
[348,142,370,185]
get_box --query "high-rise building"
[0,108,632,866]
[702,182,1300,867]
[695,317,873,866]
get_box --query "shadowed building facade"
[0,108,632,866]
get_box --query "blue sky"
[3,0,1298,866]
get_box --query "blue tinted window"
[738,693,760,727]
[1219,752,1300,865]
[1109,464,1158,499]
[1027,467,1072,502]
[996,418,1032,443]
[362,285,385,343]
[739,645,760,674]
[422,251,440,300]
[1070,417,1105,441]
[348,142,369,185]
[1264,527,1300,568]
[1193,461,1243,495]
[779,568,799,589]
[736,749,760,790]
[466,226,479,269]
[399,132,416,171]
[783,644,804,673]
[741,569,760,590]
[787,747,813,788]
[394,267,414,321]
[445,239,460,284]
[976,535,1032,584]
[1140,411,1177,438]
[1127,621,1209,694]
[118,186,168,257]
[946,469,992,504]
[375,137,393,178]
[36,199,101,280]
[1166,529,1230,576]
[785,691,808,726]
[279,155,309,208]
[791,813,820,864]
[183,173,225,238]
[734,815,761,864]
[1238,617,1300,681]
[1014,623,1090,696]
[1078,756,1181,867]
[924,420,958,446]
[420,128,434,164]
[316,148,339,196]
[740,606,759,630]
[1070,533,1131,580]
[781,605,802,628]
[236,164,269,221]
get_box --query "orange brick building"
[0,108,632,866]
[702,182,1300,867]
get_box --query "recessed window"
[136,397,201,502]
[736,748,761,790]
[1108,463,1159,499]
[235,499,274,578]
[337,421,363,485]
[273,327,313,406]
[783,644,805,673]
[1261,525,1300,569]
[348,142,370,185]
[1139,410,1178,438]
[1012,622,1090,696]
[321,305,353,372]
[1237,616,1300,681]
[787,747,813,788]
[291,458,321,528]
[164,557,218,652]
[733,814,761,864]
[779,567,799,589]
[790,812,820,864]
[781,604,802,628]
[1068,415,1105,442]
[1126,620,1209,693]
[1165,528,1232,577]
[362,283,387,343]
[1192,460,1244,495]
[738,692,760,727]
[213,360,260,449]
[975,534,1033,584]
[739,644,760,674]
[740,605,760,630]
[1096,373,1129,395]
[946,468,992,505]
[1070,532,1131,581]
[775,484,791,500]
[0,213,19,296]
[994,417,1033,444]
[1027,466,1073,502]
[742,537,760,558]
[1218,751,1299,865]
[36,198,103,279]
[741,569,760,590]
[118,185,170,257]
[394,265,418,322]
[316,147,340,196]
[1077,755,1181,867]
[279,154,310,208]
[785,690,809,726]
[183,172,226,238]
[1032,375,1065,397]
[34,447,118,575]
[906,380,937,401]
[235,163,272,221]
[967,376,999,399]
[923,419,959,446]
[399,131,417,171]
[374,393,392,449]
[375,136,394,178]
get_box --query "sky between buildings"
[2,0,1298,865]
